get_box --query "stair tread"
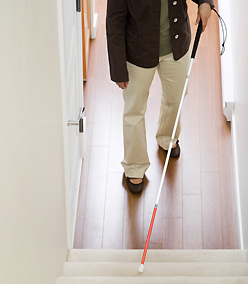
[61,262,248,277]
[56,276,248,284]
[68,249,247,263]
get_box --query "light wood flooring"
[73,0,240,250]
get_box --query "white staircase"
[56,249,248,284]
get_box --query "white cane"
[138,19,203,273]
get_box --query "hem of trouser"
[121,162,150,178]
[156,136,178,151]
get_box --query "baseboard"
[231,112,244,249]
[90,13,98,39]
[71,157,83,249]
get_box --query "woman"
[106,0,214,194]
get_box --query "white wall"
[0,1,68,284]
[229,1,248,249]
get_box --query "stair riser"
[61,262,248,277]
[56,276,248,284]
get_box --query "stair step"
[68,249,247,263]
[56,276,248,284]
[61,262,248,277]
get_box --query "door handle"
[67,107,85,133]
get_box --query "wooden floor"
[73,0,240,250]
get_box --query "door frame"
[57,0,84,250]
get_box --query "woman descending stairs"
[56,249,248,283]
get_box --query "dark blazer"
[106,0,214,82]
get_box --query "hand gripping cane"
[138,20,203,273]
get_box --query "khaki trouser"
[121,50,190,178]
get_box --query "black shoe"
[126,177,144,194]
[165,140,180,158]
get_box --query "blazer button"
[175,34,179,39]
[173,1,177,5]
[174,18,178,23]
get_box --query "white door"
[61,0,84,248]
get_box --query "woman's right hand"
[116,82,129,89]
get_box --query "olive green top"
[159,0,173,57]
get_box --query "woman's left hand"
[195,3,212,32]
